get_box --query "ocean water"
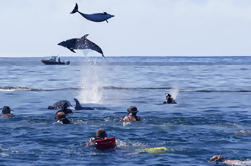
[0,56,251,166]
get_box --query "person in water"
[55,112,71,124]
[163,93,176,104]
[87,129,107,146]
[1,106,15,118]
[56,103,73,115]
[210,155,251,165]
[122,106,141,122]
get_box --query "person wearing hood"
[122,106,141,122]
[55,112,71,124]
[163,93,176,104]
[1,106,15,118]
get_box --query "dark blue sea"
[0,56,251,166]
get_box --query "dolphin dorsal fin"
[81,34,89,39]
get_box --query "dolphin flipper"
[68,48,76,53]
[71,3,78,14]
[106,20,108,23]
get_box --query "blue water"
[0,56,251,166]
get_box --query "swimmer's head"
[166,93,171,97]
[210,155,224,163]
[2,106,12,114]
[127,106,138,115]
[56,112,66,120]
[96,129,107,139]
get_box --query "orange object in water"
[95,137,116,150]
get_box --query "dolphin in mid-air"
[58,34,104,57]
[70,3,114,23]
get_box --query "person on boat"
[1,106,15,118]
[87,129,107,146]
[122,106,141,122]
[56,103,73,115]
[55,112,71,124]
[210,155,251,165]
[163,93,176,104]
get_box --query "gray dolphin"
[70,3,114,23]
[58,34,104,57]
[48,98,107,111]
[48,100,72,110]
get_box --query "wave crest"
[0,86,250,93]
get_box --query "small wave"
[0,86,35,91]
[0,86,80,92]
[104,87,251,92]
[0,86,250,93]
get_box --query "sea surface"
[0,56,250,166]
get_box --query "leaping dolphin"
[70,3,114,23]
[58,34,104,57]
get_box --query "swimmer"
[1,106,15,118]
[55,112,71,124]
[163,93,176,104]
[210,155,251,165]
[56,103,73,115]
[122,106,141,122]
[87,129,107,146]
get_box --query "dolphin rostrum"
[70,3,114,23]
[58,34,104,57]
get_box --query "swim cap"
[166,93,171,97]
[2,106,11,114]
[127,106,138,113]
[96,129,107,138]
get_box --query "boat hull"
[41,60,70,65]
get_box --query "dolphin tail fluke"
[70,3,78,14]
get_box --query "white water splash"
[169,87,179,100]
[77,56,105,104]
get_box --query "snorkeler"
[122,106,141,122]
[1,106,15,118]
[163,93,176,104]
[87,129,116,149]
[210,155,251,165]
[88,129,108,145]
[55,112,71,124]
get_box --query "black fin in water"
[70,3,78,14]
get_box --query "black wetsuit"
[163,97,176,104]
[60,118,71,124]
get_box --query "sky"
[0,0,251,57]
